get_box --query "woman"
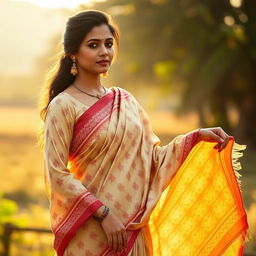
[39,10,248,256]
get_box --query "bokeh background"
[0,0,255,255]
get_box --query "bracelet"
[94,206,110,222]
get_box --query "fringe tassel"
[231,142,247,192]
[245,229,252,243]
[231,141,252,243]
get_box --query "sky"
[12,0,242,9]
[0,0,109,76]
[1,0,106,75]
[11,0,99,9]
[0,0,70,75]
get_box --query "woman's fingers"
[100,211,127,252]
[116,228,127,252]
[211,130,224,143]
[213,143,220,150]
[107,234,113,250]
[117,230,123,251]
[212,127,230,152]
[219,137,229,151]
[198,127,230,152]
[217,128,230,151]
[107,232,123,252]
[112,233,118,251]
[123,230,128,248]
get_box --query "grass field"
[0,107,255,253]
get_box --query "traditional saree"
[43,87,248,256]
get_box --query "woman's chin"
[98,68,109,75]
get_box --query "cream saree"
[43,87,248,256]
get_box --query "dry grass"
[0,107,42,135]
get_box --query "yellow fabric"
[44,87,247,256]
[149,139,248,256]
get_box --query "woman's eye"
[106,42,113,48]
[88,42,113,49]
[88,43,97,48]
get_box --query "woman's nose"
[99,45,108,55]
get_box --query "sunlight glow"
[224,16,235,26]
[230,0,242,8]
[11,0,100,9]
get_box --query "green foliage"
[0,193,53,256]
[153,60,176,79]
[0,193,18,224]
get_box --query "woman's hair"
[38,9,120,121]
[37,9,120,148]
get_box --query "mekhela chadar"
[43,87,249,255]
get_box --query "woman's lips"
[97,61,109,66]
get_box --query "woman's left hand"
[197,127,231,152]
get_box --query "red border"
[210,215,247,256]
[73,90,115,137]
[222,137,247,210]
[69,90,116,157]
[180,128,200,165]
[121,229,140,256]
[215,137,248,255]
[53,192,103,256]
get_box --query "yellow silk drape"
[149,139,248,256]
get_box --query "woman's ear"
[66,53,75,61]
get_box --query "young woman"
[39,10,248,256]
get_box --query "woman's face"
[73,24,115,75]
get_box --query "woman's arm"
[44,96,105,254]
[44,96,127,253]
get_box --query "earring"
[70,57,78,76]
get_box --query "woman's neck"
[72,72,103,93]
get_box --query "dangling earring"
[70,56,78,76]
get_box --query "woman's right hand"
[98,208,128,252]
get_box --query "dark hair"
[38,9,120,122]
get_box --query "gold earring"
[70,57,78,76]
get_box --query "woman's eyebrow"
[86,38,113,43]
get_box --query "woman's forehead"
[85,24,113,41]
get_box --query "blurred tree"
[171,0,256,149]
[90,0,256,148]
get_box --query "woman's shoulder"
[46,92,76,117]
[114,86,130,94]
[114,86,136,100]
[49,92,74,107]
